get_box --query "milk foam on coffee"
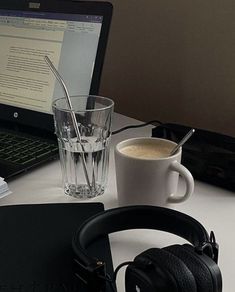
[120,142,172,159]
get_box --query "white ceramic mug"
[114,137,194,207]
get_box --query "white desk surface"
[2,113,235,292]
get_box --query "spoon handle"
[171,128,195,155]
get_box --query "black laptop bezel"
[0,0,113,134]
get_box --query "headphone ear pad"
[128,248,197,292]
[164,244,215,292]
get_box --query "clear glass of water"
[52,95,114,199]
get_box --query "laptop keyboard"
[0,131,58,165]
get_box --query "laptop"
[0,0,113,179]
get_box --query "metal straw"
[44,56,92,191]
[170,128,195,155]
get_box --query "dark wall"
[97,0,235,136]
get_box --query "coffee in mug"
[119,141,172,159]
[115,137,194,207]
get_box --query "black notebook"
[0,203,113,292]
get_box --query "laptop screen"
[0,1,112,133]
[0,10,102,114]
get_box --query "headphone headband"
[73,206,210,266]
[72,206,220,292]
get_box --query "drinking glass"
[52,95,114,198]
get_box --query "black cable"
[112,261,133,283]
[102,273,117,292]
[100,261,133,292]
[112,120,162,135]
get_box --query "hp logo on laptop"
[13,112,18,118]
[28,2,40,9]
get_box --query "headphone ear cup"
[164,244,219,292]
[130,248,197,292]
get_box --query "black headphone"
[72,205,222,292]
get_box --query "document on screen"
[0,19,65,113]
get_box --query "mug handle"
[167,161,194,203]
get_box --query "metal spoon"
[44,56,92,191]
[170,128,195,155]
